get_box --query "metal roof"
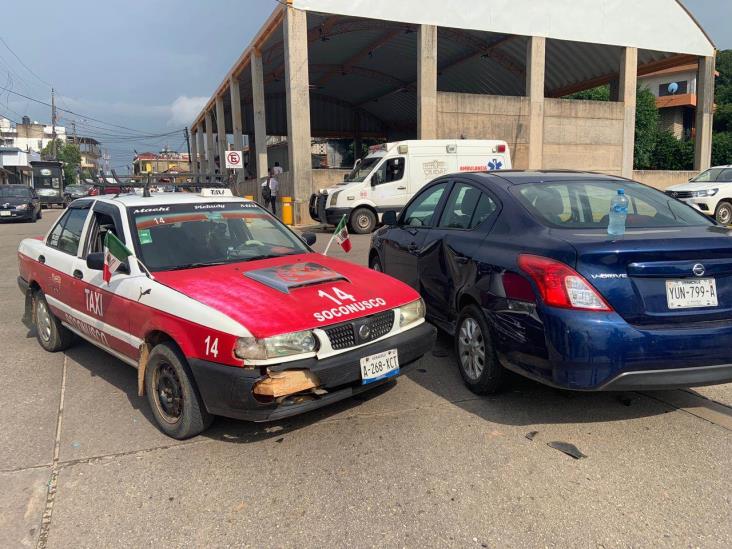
[194,2,712,139]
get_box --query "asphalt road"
[1,210,731,548]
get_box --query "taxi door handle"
[73,269,84,280]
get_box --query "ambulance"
[17,188,435,439]
[309,139,511,233]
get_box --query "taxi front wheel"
[145,342,213,439]
[34,291,75,352]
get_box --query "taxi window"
[47,208,89,255]
[129,202,309,272]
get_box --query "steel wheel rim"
[154,363,184,424]
[356,214,370,230]
[36,300,52,343]
[720,206,731,225]
[458,317,486,380]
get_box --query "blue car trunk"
[561,225,732,326]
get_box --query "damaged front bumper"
[189,322,436,422]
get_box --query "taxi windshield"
[129,202,309,271]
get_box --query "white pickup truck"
[665,165,732,224]
[309,139,511,233]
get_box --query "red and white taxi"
[17,189,435,438]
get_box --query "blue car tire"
[455,304,504,394]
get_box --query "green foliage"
[41,139,82,185]
[712,132,732,166]
[650,131,694,170]
[634,87,660,169]
[567,85,610,101]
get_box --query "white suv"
[665,165,732,225]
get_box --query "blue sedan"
[369,171,732,393]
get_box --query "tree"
[634,87,660,169]
[712,132,732,166]
[41,139,82,186]
[567,85,610,101]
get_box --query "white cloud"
[169,96,208,127]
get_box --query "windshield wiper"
[237,252,300,262]
[163,261,228,271]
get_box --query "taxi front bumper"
[189,322,436,422]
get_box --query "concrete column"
[215,95,227,180]
[417,24,438,139]
[284,5,313,222]
[190,128,198,177]
[619,47,638,178]
[694,55,715,171]
[205,111,215,181]
[526,36,546,170]
[196,122,206,178]
[230,77,244,152]
[251,50,269,180]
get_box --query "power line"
[0,84,183,135]
[0,35,52,88]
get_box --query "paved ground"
[1,210,731,548]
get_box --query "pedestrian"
[261,168,279,215]
[272,161,284,176]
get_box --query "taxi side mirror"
[87,252,104,270]
[381,210,398,226]
[301,231,317,246]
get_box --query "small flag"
[333,214,352,253]
[103,232,132,284]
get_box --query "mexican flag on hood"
[103,232,132,283]
[334,214,351,253]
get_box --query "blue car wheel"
[455,305,504,394]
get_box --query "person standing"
[261,168,279,215]
[272,161,284,176]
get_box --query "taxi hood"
[153,253,420,338]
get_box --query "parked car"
[309,139,511,234]
[665,165,732,224]
[370,170,732,394]
[0,185,41,222]
[63,184,93,205]
[17,189,435,439]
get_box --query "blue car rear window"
[514,180,714,229]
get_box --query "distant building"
[71,136,102,174]
[133,148,191,180]
[0,116,67,154]
[0,146,41,185]
[638,62,718,140]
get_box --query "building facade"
[0,116,67,154]
[133,148,191,177]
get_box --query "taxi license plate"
[360,349,399,384]
[666,278,718,309]
[0,211,11,217]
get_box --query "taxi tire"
[34,291,75,352]
[145,343,213,439]
[455,304,504,395]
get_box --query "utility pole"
[184,126,192,165]
[50,88,57,159]
[72,121,77,145]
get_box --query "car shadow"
[406,331,694,427]
[62,338,398,444]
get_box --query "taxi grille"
[323,310,395,350]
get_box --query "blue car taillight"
[502,272,537,303]
[518,254,613,312]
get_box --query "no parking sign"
[225,150,244,169]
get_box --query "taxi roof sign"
[200,188,234,198]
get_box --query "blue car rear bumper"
[499,307,732,390]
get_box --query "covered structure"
[191,0,716,222]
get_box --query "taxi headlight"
[235,330,318,360]
[15,203,28,210]
[399,298,426,328]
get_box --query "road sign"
[225,150,244,169]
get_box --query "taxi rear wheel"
[455,304,504,395]
[34,291,75,352]
[145,342,212,439]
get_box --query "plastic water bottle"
[608,189,629,236]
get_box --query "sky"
[0,0,729,170]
